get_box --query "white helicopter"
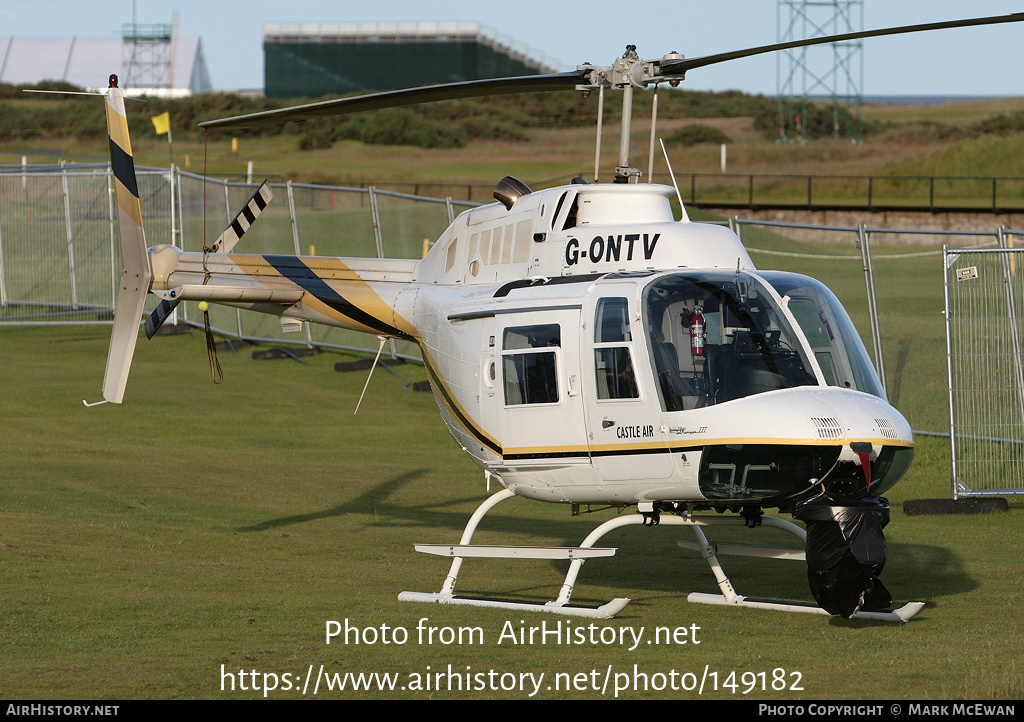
[91,12,1024,622]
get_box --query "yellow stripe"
[104,99,132,155]
[228,254,417,338]
[505,436,914,458]
[302,293,386,335]
[104,95,144,229]
[419,346,502,453]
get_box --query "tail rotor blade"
[143,180,274,339]
[207,180,273,254]
[145,297,181,340]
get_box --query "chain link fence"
[2,164,1022,496]
[943,242,1024,498]
[0,164,473,360]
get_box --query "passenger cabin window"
[502,324,561,405]
[593,298,639,400]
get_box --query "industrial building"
[263,21,563,99]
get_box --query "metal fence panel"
[6,162,1023,490]
[735,219,1000,438]
[0,165,477,361]
[0,165,172,324]
[166,171,473,360]
[943,244,1024,498]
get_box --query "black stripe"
[253,190,268,211]
[494,273,604,298]
[421,355,501,455]
[263,255,411,340]
[230,219,244,238]
[503,450,589,461]
[108,138,139,199]
[504,445,687,462]
[241,204,256,225]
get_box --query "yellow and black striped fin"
[94,79,153,404]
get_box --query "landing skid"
[398,488,924,622]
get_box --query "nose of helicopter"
[689,385,914,503]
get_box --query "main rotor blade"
[199,70,588,130]
[662,12,1024,75]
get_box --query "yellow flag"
[150,112,171,135]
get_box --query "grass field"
[2,325,1022,700]
[3,90,1023,701]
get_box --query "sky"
[3,0,1024,97]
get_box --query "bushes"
[664,123,731,146]
[970,111,1024,136]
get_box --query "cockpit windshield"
[642,271,883,411]
[758,271,886,399]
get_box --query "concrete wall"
[708,207,1024,244]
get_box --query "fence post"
[998,227,1024,436]
[222,184,244,339]
[366,186,397,359]
[858,223,886,394]
[168,167,179,326]
[445,197,455,225]
[285,181,313,348]
[107,164,117,308]
[286,181,302,255]
[942,245,959,497]
[0,182,6,307]
[60,161,79,310]
[174,168,187,325]
[368,186,386,259]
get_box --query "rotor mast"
[576,46,687,183]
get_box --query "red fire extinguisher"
[690,306,705,357]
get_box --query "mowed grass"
[1,325,1022,700]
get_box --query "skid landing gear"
[398,488,924,622]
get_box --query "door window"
[593,298,639,400]
[502,324,561,405]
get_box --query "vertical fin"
[100,79,152,404]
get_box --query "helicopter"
[89,12,1024,622]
